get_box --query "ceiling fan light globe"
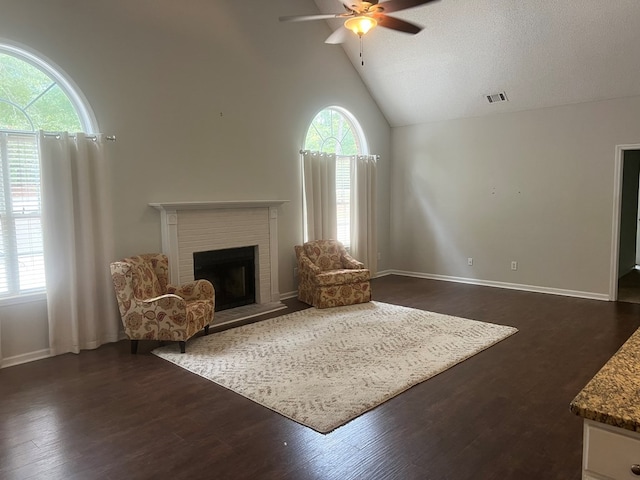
[344,16,377,36]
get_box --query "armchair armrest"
[140,293,187,311]
[341,252,364,269]
[167,279,215,301]
[298,255,321,275]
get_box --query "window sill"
[0,292,47,307]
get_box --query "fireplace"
[194,246,256,312]
[149,200,288,325]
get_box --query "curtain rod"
[42,133,116,142]
[4,130,117,141]
[299,149,379,159]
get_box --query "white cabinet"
[582,420,640,480]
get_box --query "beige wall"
[7,1,639,366]
[0,0,392,365]
[391,96,640,297]
[1,299,49,362]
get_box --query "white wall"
[391,96,640,297]
[0,0,391,366]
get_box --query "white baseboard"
[1,348,52,369]
[280,290,298,300]
[388,270,610,301]
[374,270,393,278]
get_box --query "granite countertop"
[570,327,640,432]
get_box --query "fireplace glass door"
[193,246,256,311]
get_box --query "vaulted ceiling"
[305,0,640,127]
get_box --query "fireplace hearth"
[194,246,256,312]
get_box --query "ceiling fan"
[279,0,440,44]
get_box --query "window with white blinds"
[0,46,86,299]
[0,132,44,296]
[336,156,351,248]
[304,107,367,249]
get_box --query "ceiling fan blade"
[376,14,423,34]
[325,27,349,45]
[342,1,361,12]
[342,1,371,12]
[279,13,346,22]
[376,0,440,14]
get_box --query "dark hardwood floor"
[2,275,640,480]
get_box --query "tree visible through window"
[304,107,366,248]
[0,49,85,298]
[0,54,82,132]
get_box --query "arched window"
[304,107,367,248]
[0,44,94,299]
[304,106,367,156]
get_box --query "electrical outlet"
[511,261,518,271]
[467,257,473,266]
[377,252,381,261]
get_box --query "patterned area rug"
[152,301,518,433]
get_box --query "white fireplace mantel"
[150,200,288,306]
[149,200,288,211]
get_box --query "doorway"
[615,148,640,303]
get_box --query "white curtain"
[350,155,378,275]
[302,151,337,241]
[39,132,120,355]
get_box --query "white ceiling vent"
[486,92,509,104]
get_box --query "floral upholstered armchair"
[110,253,215,353]
[295,240,371,309]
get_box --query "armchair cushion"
[303,240,345,270]
[315,269,371,286]
[131,261,163,299]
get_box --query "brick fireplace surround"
[150,200,288,325]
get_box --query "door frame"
[609,143,640,300]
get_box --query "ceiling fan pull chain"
[360,35,365,66]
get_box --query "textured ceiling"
[309,0,640,127]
